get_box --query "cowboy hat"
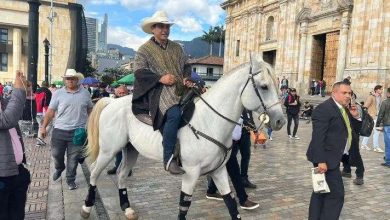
[141,10,174,34]
[61,69,84,80]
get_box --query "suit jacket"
[306,98,362,170]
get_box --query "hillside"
[176,37,225,58]
[108,37,225,59]
[107,44,136,57]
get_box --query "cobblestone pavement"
[81,121,389,220]
[23,137,51,220]
[25,120,390,220]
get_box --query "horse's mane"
[213,59,277,88]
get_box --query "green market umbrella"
[117,74,135,85]
[110,81,119,87]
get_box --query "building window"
[207,67,213,76]
[0,53,8,71]
[266,16,274,41]
[235,40,240,57]
[0,28,8,43]
[192,67,197,73]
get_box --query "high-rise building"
[86,17,98,53]
[98,13,108,52]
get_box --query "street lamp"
[47,0,56,84]
[43,38,50,83]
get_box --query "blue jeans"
[163,105,182,163]
[267,127,273,138]
[384,126,390,165]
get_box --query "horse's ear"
[249,53,263,73]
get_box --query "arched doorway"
[310,31,339,90]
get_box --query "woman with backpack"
[284,88,301,140]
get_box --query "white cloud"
[174,16,203,33]
[107,26,149,50]
[156,0,225,26]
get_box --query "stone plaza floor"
[24,120,390,220]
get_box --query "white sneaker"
[361,145,370,150]
[269,137,273,141]
[288,135,293,139]
[374,148,384,153]
[293,136,300,140]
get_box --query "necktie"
[340,107,352,149]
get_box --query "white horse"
[80,57,286,220]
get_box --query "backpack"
[35,92,47,113]
[360,108,375,137]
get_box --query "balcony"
[198,72,223,81]
[0,40,13,54]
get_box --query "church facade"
[221,0,390,95]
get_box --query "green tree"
[103,67,127,81]
[201,27,218,56]
[214,25,225,57]
[83,59,96,77]
[100,74,114,85]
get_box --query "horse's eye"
[260,85,268,90]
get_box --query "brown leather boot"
[165,155,185,175]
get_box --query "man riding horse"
[132,10,193,175]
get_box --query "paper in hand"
[311,167,330,194]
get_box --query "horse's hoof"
[125,207,138,220]
[80,205,91,219]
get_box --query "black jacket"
[132,69,164,130]
[284,94,301,115]
[306,98,362,170]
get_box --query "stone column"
[12,28,22,72]
[27,0,41,92]
[336,11,350,82]
[297,21,308,93]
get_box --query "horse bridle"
[240,65,281,122]
[186,64,281,175]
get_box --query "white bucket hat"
[62,69,84,80]
[141,10,174,34]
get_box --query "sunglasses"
[65,78,78,81]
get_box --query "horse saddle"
[134,89,197,129]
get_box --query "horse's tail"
[86,97,112,162]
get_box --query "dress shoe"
[107,167,117,175]
[206,192,223,201]
[353,178,364,185]
[242,178,257,189]
[381,163,390,168]
[240,199,259,210]
[341,171,352,178]
[53,170,63,181]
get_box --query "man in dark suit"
[306,81,362,220]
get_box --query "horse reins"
[185,65,280,175]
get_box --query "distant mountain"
[107,44,136,57]
[107,37,224,59]
[176,37,225,58]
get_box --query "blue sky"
[78,0,226,50]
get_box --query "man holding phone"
[306,81,362,220]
